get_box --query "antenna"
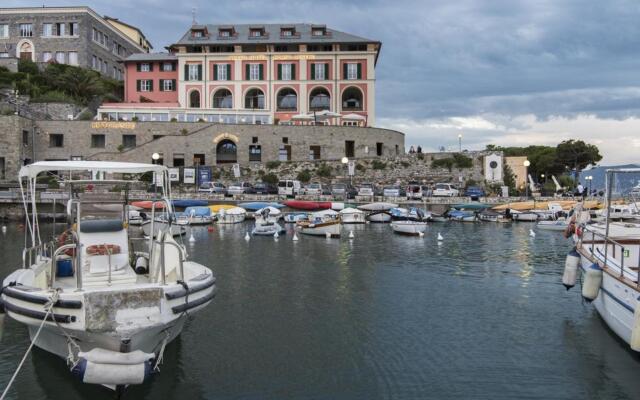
[192,8,197,25]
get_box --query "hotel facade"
[99,23,381,126]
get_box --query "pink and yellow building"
[98,23,381,126]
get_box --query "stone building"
[0,6,150,80]
[0,115,404,181]
[504,156,529,189]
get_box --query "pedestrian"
[417,145,422,154]
[409,145,415,154]
[576,183,584,198]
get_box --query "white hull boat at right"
[391,220,427,236]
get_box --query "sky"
[8,0,640,164]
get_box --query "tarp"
[19,161,167,179]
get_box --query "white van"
[278,180,301,197]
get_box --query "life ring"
[86,244,121,256]
[57,229,76,256]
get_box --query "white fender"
[562,249,580,290]
[581,263,602,301]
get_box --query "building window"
[122,135,136,148]
[252,136,258,143]
[173,155,185,167]
[161,79,175,91]
[193,154,205,165]
[280,63,293,80]
[309,87,330,111]
[276,88,297,111]
[55,23,65,36]
[342,87,363,110]
[162,62,174,72]
[346,63,361,80]
[49,134,64,148]
[19,24,33,37]
[250,29,262,37]
[42,52,52,62]
[187,64,201,81]
[140,63,150,72]
[138,80,152,92]
[193,31,203,38]
[70,22,78,36]
[0,25,8,38]
[43,23,52,37]
[55,52,65,64]
[92,55,97,69]
[345,141,355,158]
[282,137,288,144]
[68,52,78,65]
[213,89,233,108]
[376,142,383,156]
[281,28,295,37]
[309,146,321,160]
[248,63,261,80]
[189,90,201,108]
[0,53,8,58]
[312,28,325,36]
[307,44,333,52]
[102,60,107,73]
[245,88,264,109]
[91,134,106,148]
[249,145,262,162]
[22,130,29,146]
[312,63,326,80]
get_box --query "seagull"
[245,232,250,241]
[349,231,354,239]
[325,232,332,239]
[1,226,6,234]
[437,232,444,241]
[273,230,279,239]
[418,231,424,237]
[292,232,299,241]
[529,229,536,238]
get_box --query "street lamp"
[523,160,531,198]
[458,134,462,152]
[341,157,350,185]
[151,153,160,196]
[586,175,593,197]
[152,152,160,163]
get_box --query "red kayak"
[284,200,332,210]
[131,200,166,209]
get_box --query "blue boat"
[172,199,209,208]
[238,202,285,211]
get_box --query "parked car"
[331,183,357,199]
[227,182,254,195]
[300,182,325,196]
[464,186,485,200]
[278,180,302,197]
[406,182,423,199]
[421,185,433,197]
[253,182,278,195]
[358,183,375,196]
[383,185,405,197]
[432,183,459,197]
[198,181,226,194]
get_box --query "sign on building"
[169,168,180,182]
[232,163,241,178]
[197,166,212,185]
[484,153,504,182]
[347,161,355,176]
[183,168,195,184]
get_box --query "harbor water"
[1,221,640,399]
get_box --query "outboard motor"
[505,208,512,219]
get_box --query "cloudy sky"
[10,0,640,164]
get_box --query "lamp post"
[523,160,531,198]
[152,153,160,196]
[341,157,350,185]
[586,175,593,197]
[458,134,462,152]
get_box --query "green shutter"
[159,79,163,90]
[259,64,263,80]
[357,63,362,79]
[171,79,176,91]
[136,63,141,72]
[197,64,202,80]
[149,62,153,72]
[149,80,153,91]
[245,64,250,80]
[343,63,348,80]
[278,64,282,80]
[213,64,218,81]
[310,63,315,80]
[136,80,141,91]
[291,63,296,80]
[226,64,231,80]
[325,63,330,79]
[184,66,189,81]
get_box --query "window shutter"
[197,64,202,80]
[184,66,189,81]
[149,80,153,91]
[310,63,315,80]
[325,63,330,79]
[136,63,141,72]
[357,63,362,79]
[277,64,282,80]
[291,64,296,80]
[226,64,231,80]
[159,79,164,90]
[213,64,218,81]
[172,62,177,71]
[259,64,263,80]
[136,80,141,91]
[149,62,153,72]
[245,64,250,80]
[171,79,176,91]
[343,63,348,79]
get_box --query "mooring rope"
[0,290,60,400]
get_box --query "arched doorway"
[216,139,237,164]
[276,87,297,111]
[309,87,331,111]
[342,87,363,111]
[17,40,34,61]
[189,90,201,108]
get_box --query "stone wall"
[0,115,33,180]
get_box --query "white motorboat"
[251,207,284,236]
[564,168,640,352]
[510,210,539,222]
[357,202,398,212]
[0,161,216,390]
[141,219,186,237]
[216,207,246,224]
[297,210,341,237]
[477,210,509,223]
[283,212,308,223]
[339,207,366,224]
[391,220,427,235]
[366,211,392,223]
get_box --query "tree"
[503,164,516,194]
[556,140,602,180]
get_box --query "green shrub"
[31,90,76,104]
[315,163,332,177]
[131,116,139,122]
[117,144,124,152]
[417,153,424,160]
[170,117,177,122]
[262,172,279,185]
[432,158,454,172]
[356,163,366,171]
[372,160,387,170]
[77,110,94,120]
[297,169,311,182]
[211,170,221,180]
[180,128,189,135]
[266,160,281,169]
[452,153,473,168]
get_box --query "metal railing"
[49,244,77,289]
[581,228,632,284]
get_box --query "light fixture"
[341,157,349,164]
[523,160,530,167]
[152,153,160,161]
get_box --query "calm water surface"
[1,221,639,399]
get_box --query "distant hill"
[579,164,640,194]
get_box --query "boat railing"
[49,243,77,289]
[152,237,185,285]
[581,229,633,284]
[22,241,54,269]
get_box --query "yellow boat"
[209,204,237,213]
[492,199,605,211]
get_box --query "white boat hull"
[216,213,246,224]
[391,221,427,235]
[536,221,569,231]
[366,212,391,223]
[298,221,341,237]
[512,213,538,222]
[141,221,186,237]
[341,213,366,224]
[252,222,285,235]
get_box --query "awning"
[291,113,314,120]
[341,113,366,121]
[19,161,167,179]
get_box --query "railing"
[49,244,77,289]
[581,228,634,285]
[152,237,185,285]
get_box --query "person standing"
[576,183,585,198]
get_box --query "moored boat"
[366,211,392,223]
[297,210,341,237]
[172,199,209,208]
[216,207,246,224]
[339,207,366,224]
[251,207,285,236]
[391,220,427,235]
[357,202,398,212]
[239,202,284,211]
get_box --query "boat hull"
[512,213,538,222]
[391,221,427,235]
[366,212,391,223]
[340,213,366,224]
[216,214,246,224]
[252,222,285,235]
[536,221,568,231]
[298,221,341,237]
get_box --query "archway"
[17,40,34,61]
[276,87,297,111]
[189,90,201,108]
[216,139,237,164]
[342,87,363,111]
[245,88,265,109]
[213,88,233,109]
[309,87,330,111]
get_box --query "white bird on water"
[349,230,354,239]
[273,230,279,239]
[418,231,424,237]
[529,229,536,238]
[325,232,332,239]
[245,231,250,241]
[188,232,196,243]
[437,232,444,241]
[292,232,299,241]
[1,226,6,234]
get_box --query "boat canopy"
[19,161,167,179]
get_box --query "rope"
[0,290,60,400]
[153,331,170,372]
